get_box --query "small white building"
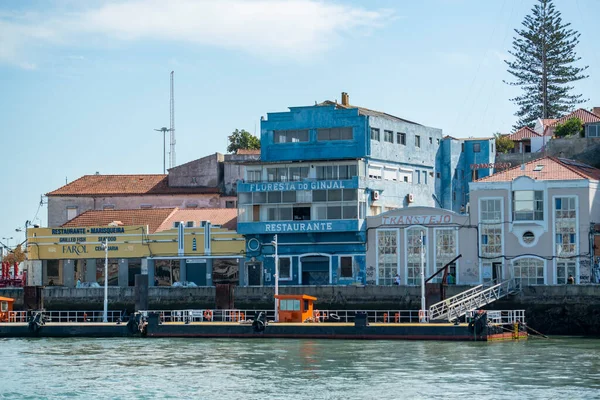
[366,207,479,286]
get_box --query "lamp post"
[154,127,170,174]
[2,237,13,258]
[271,234,279,322]
[101,239,109,322]
[420,231,427,323]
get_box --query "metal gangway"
[428,279,520,322]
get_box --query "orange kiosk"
[274,294,317,323]
[0,297,15,322]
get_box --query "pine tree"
[504,0,588,129]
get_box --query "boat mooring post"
[272,234,279,322]
[420,231,426,323]
[102,239,109,323]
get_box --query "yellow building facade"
[27,223,245,288]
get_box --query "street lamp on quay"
[16,220,38,248]
[101,239,109,323]
[271,234,279,322]
[2,237,13,258]
[154,127,171,174]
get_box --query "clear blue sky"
[1,0,599,248]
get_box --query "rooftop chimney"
[341,92,349,106]
[593,107,600,117]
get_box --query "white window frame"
[433,227,459,284]
[368,165,382,180]
[278,257,292,281]
[66,206,78,221]
[552,195,579,283]
[478,197,504,284]
[512,256,545,286]
[404,226,427,286]
[376,229,399,285]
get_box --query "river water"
[1,337,599,399]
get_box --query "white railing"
[0,310,127,323]
[141,309,427,324]
[479,310,526,325]
[429,279,518,321]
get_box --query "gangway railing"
[429,279,519,322]
[478,310,526,325]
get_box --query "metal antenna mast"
[169,71,176,168]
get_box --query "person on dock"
[567,274,575,284]
[447,274,455,285]
[76,278,81,288]
[394,274,401,285]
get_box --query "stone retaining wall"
[2,285,599,335]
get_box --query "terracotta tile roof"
[156,208,238,231]
[507,127,540,141]
[236,149,261,155]
[47,174,220,196]
[550,109,600,127]
[61,208,177,233]
[476,156,600,182]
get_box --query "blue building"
[438,136,495,213]
[237,92,443,286]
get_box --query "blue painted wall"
[439,137,495,212]
[241,100,446,286]
[261,105,368,162]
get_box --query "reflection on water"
[1,337,599,399]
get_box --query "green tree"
[494,132,515,154]
[227,129,260,153]
[554,117,583,138]
[504,0,588,129]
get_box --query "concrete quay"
[1,285,599,336]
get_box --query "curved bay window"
[512,257,545,286]
[377,230,398,285]
[513,190,543,221]
[407,228,426,286]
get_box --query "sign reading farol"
[382,215,452,225]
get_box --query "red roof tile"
[47,174,220,196]
[475,156,600,182]
[550,109,600,127]
[236,149,261,155]
[507,127,540,141]
[61,208,177,233]
[156,208,238,231]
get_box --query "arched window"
[512,257,545,286]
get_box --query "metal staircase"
[428,279,520,322]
